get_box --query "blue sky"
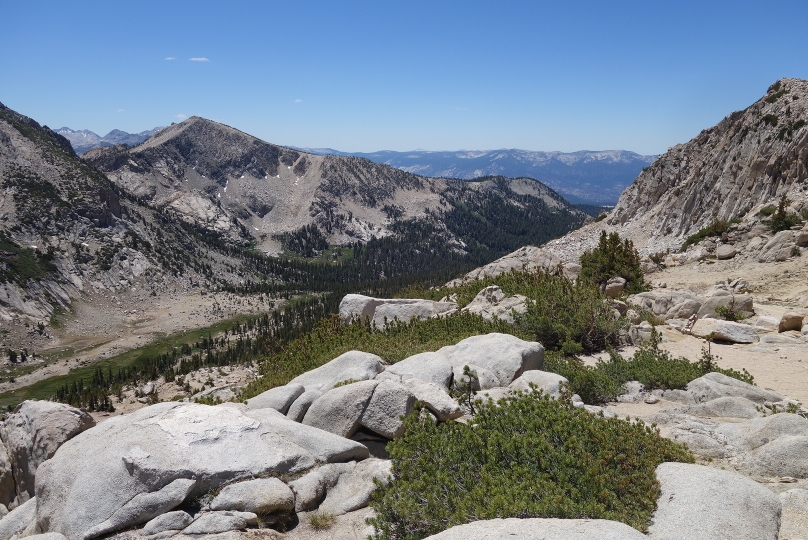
[2,1,807,155]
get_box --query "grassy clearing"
[0,316,251,410]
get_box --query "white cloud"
[165,57,176,61]
[189,57,209,62]
[294,99,303,104]
[454,106,469,111]
[175,114,187,120]
[116,109,125,113]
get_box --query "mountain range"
[55,127,165,155]
[55,125,654,205]
[84,117,585,255]
[1,105,585,331]
[300,148,657,205]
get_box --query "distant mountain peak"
[301,147,656,205]
[57,125,165,155]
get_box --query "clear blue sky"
[2,0,807,155]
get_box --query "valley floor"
[0,287,275,400]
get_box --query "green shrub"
[680,219,741,251]
[714,298,744,321]
[769,194,800,232]
[759,205,776,217]
[541,331,754,404]
[399,268,627,355]
[368,391,694,539]
[240,313,528,400]
[593,330,754,393]
[513,268,627,354]
[309,511,337,530]
[543,352,623,404]
[762,113,779,125]
[578,231,645,294]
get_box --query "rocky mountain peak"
[86,116,584,253]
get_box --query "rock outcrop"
[648,463,781,540]
[339,294,458,327]
[34,403,368,540]
[0,401,95,507]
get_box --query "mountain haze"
[56,126,164,155]
[301,148,656,205]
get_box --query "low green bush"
[769,194,800,232]
[594,331,753,393]
[680,219,741,251]
[240,313,528,400]
[400,268,628,355]
[368,391,694,539]
[543,352,623,404]
[514,268,627,354]
[541,331,754,404]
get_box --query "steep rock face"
[609,78,808,251]
[85,117,585,253]
[450,78,808,276]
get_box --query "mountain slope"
[608,78,808,249]
[450,78,808,279]
[0,104,282,324]
[85,117,586,255]
[56,126,164,155]
[301,148,656,205]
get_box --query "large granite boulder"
[317,459,391,516]
[302,379,416,439]
[375,352,453,388]
[779,311,805,332]
[421,517,647,539]
[34,402,368,540]
[244,384,304,413]
[0,497,37,540]
[508,370,568,398]
[715,244,737,259]
[436,333,543,387]
[287,350,386,392]
[695,290,754,319]
[461,286,527,323]
[0,401,95,507]
[686,372,782,404]
[360,380,416,439]
[603,277,627,298]
[627,290,703,321]
[779,488,808,540]
[209,478,294,514]
[301,380,379,438]
[689,318,759,343]
[339,294,457,327]
[0,443,14,510]
[286,389,322,423]
[757,230,797,263]
[647,463,781,540]
[400,379,462,421]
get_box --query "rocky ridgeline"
[610,78,808,250]
[85,116,582,253]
